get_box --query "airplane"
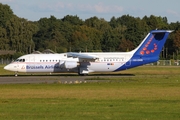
[4,30,173,76]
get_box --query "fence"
[1,58,180,66]
[0,58,13,65]
[148,60,180,66]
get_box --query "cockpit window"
[15,59,19,62]
[15,59,25,62]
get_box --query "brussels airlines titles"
[26,65,60,70]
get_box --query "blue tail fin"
[133,30,173,57]
[114,30,173,71]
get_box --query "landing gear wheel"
[78,72,84,76]
[15,72,18,77]
[78,72,88,76]
[78,67,88,76]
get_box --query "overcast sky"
[0,0,180,23]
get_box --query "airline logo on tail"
[140,35,157,55]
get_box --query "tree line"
[0,3,180,60]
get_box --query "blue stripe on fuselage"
[114,56,158,71]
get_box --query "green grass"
[0,64,13,75]
[0,83,180,120]
[0,65,180,119]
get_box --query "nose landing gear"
[15,72,18,77]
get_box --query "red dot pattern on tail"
[140,35,158,55]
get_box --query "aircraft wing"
[67,52,99,59]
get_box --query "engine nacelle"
[59,61,78,69]
[64,61,78,69]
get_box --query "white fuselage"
[4,52,134,74]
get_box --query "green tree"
[79,25,102,51]
[62,15,84,26]
[47,30,68,52]
[71,31,89,52]
[33,16,70,52]
[0,3,13,27]
[101,29,121,52]
[116,15,148,48]
[6,17,37,53]
[118,38,134,52]
[0,26,8,50]
[173,30,180,58]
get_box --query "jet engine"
[59,61,78,69]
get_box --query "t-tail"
[133,30,173,57]
[115,30,173,71]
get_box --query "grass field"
[0,65,180,120]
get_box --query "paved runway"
[0,76,86,84]
[0,73,134,84]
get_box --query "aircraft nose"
[4,65,10,71]
[4,64,18,72]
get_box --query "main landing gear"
[78,67,89,76]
